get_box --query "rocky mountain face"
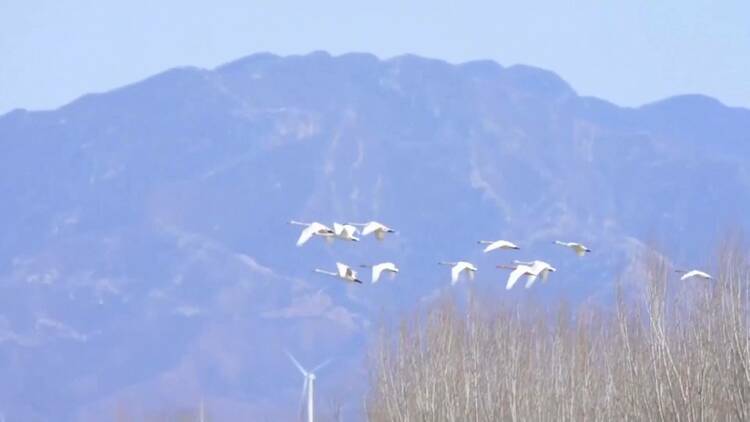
[1,51,749,420]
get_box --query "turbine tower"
[287,351,330,422]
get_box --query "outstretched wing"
[296,226,316,246]
[680,270,711,281]
[540,269,550,281]
[346,225,359,236]
[524,274,539,289]
[529,261,549,277]
[451,264,462,285]
[335,262,348,278]
[372,264,385,283]
[361,221,381,236]
[483,241,501,253]
[484,240,516,253]
[506,267,525,290]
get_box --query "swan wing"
[450,264,462,285]
[335,262,348,278]
[309,222,329,233]
[681,270,712,280]
[506,267,525,290]
[524,273,539,289]
[296,226,316,246]
[528,261,544,274]
[361,221,382,236]
[371,264,385,283]
[343,224,359,236]
[540,269,550,281]
[483,241,502,253]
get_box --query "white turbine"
[348,221,397,240]
[314,262,364,284]
[438,261,478,285]
[332,223,360,242]
[287,351,331,422]
[554,240,591,256]
[497,264,538,290]
[513,260,557,288]
[289,221,335,247]
[478,239,520,253]
[675,269,713,281]
[360,262,399,283]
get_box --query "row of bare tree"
[367,243,750,421]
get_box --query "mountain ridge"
[1,51,749,420]
[4,51,748,121]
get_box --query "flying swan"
[554,241,591,256]
[289,221,335,247]
[438,261,478,285]
[348,221,397,240]
[360,262,400,283]
[478,240,520,253]
[332,223,360,242]
[513,260,556,288]
[497,263,538,290]
[675,269,713,281]
[314,262,363,284]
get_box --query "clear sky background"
[1,0,748,115]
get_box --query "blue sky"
[1,0,748,114]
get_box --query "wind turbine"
[287,351,331,422]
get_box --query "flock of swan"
[289,220,714,289]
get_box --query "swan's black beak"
[354,279,363,284]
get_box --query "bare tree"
[367,240,750,421]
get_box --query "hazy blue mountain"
[1,51,749,420]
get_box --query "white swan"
[438,261,477,285]
[332,223,360,242]
[554,241,591,256]
[360,262,399,283]
[289,221,335,247]
[478,240,520,253]
[513,260,556,287]
[497,264,537,290]
[675,269,713,281]
[314,262,363,284]
[348,221,396,240]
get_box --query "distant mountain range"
[1,51,749,420]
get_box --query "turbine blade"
[286,351,308,376]
[312,358,332,373]
[299,378,308,420]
